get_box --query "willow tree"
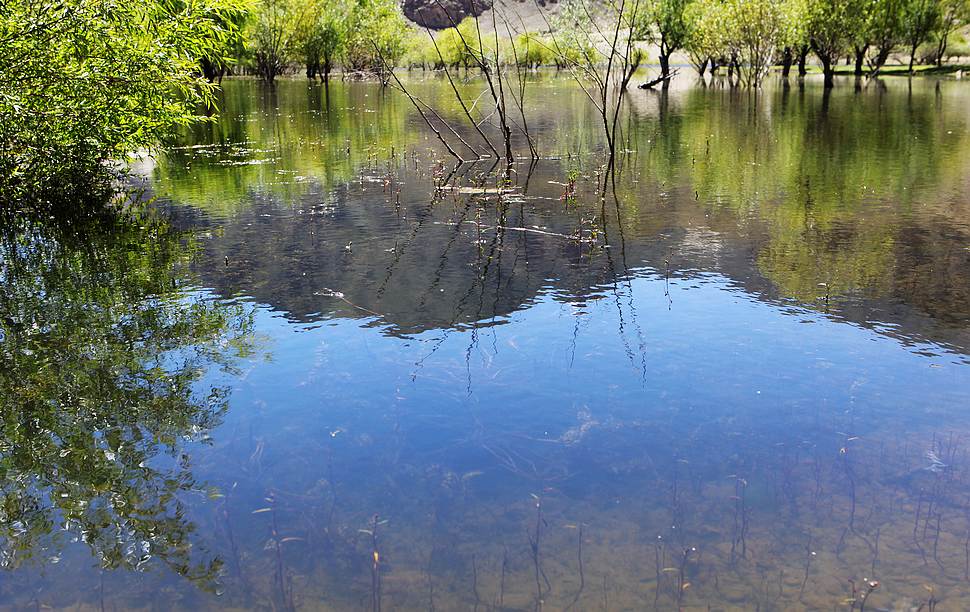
[863,0,905,74]
[726,0,786,87]
[901,0,941,71]
[779,0,810,78]
[639,0,693,82]
[343,0,410,81]
[0,0,246,204]
[805,0,864,87]
[247,0,311,83]
[935,0,970,64]
[298,0,350,83]
[685,0,731,76]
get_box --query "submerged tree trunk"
[870,46,891,73]
[820,56,834,88]
[797,46,808,76]
[781,47,793,78]
[909,42,918,73]
[854,45,867,76]
[694,56,709,77]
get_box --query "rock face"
[401,0,492,29]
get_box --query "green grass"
[829,63,970,76]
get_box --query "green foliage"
[297,0,350,80]
[342,0,410,77]
[197,1,251,81]
[686,0,787,85]
[685,0,732,68]
[0,0,245,204]
[550,0,600,68]
[245,0,311,82]
[638,0,693,74]
[686,0,799,83]
[780,0,811,50]
[860,0,906,70]
[805,0,866,82]
[727,0,786,86]
[513,32,555,68]
[431,18,484,69]
[244,0,409,80]
[944,32,970,58]
[403,30,441,69]
[932,0,970,63]
[900,0,942,69]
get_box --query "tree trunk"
[853,45,867,76]
[821,57,834,88]
[797,46,808,76]
[697,57,708,77]
[201,57,218,82]
[936,32,949,66]
[871,47,891,72]
[781,47,793,78]
[659,52,671,80]
[909,42,918,73]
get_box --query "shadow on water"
[4,74,970,609]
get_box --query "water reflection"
[5,75,970,609]
[0,204,255,606]
[147,78,970,355]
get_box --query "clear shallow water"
[3,75,970,610]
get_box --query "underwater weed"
[359,514,387,612]
[527,493,549,610]
[676,546,696,609]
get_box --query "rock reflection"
[153,78,970,357]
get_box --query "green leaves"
[0,0,245,204]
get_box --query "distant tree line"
[666,0,970,86]
[221,0,969,88]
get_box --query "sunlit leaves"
[0,0,247,203]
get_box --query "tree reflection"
[0,201,255,590]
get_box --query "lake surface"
[3,74,970,610]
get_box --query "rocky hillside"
[402,0,560,30]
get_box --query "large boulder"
[402,0,492,29]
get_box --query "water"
[3,74,970,610]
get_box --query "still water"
[3,74,970,610]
